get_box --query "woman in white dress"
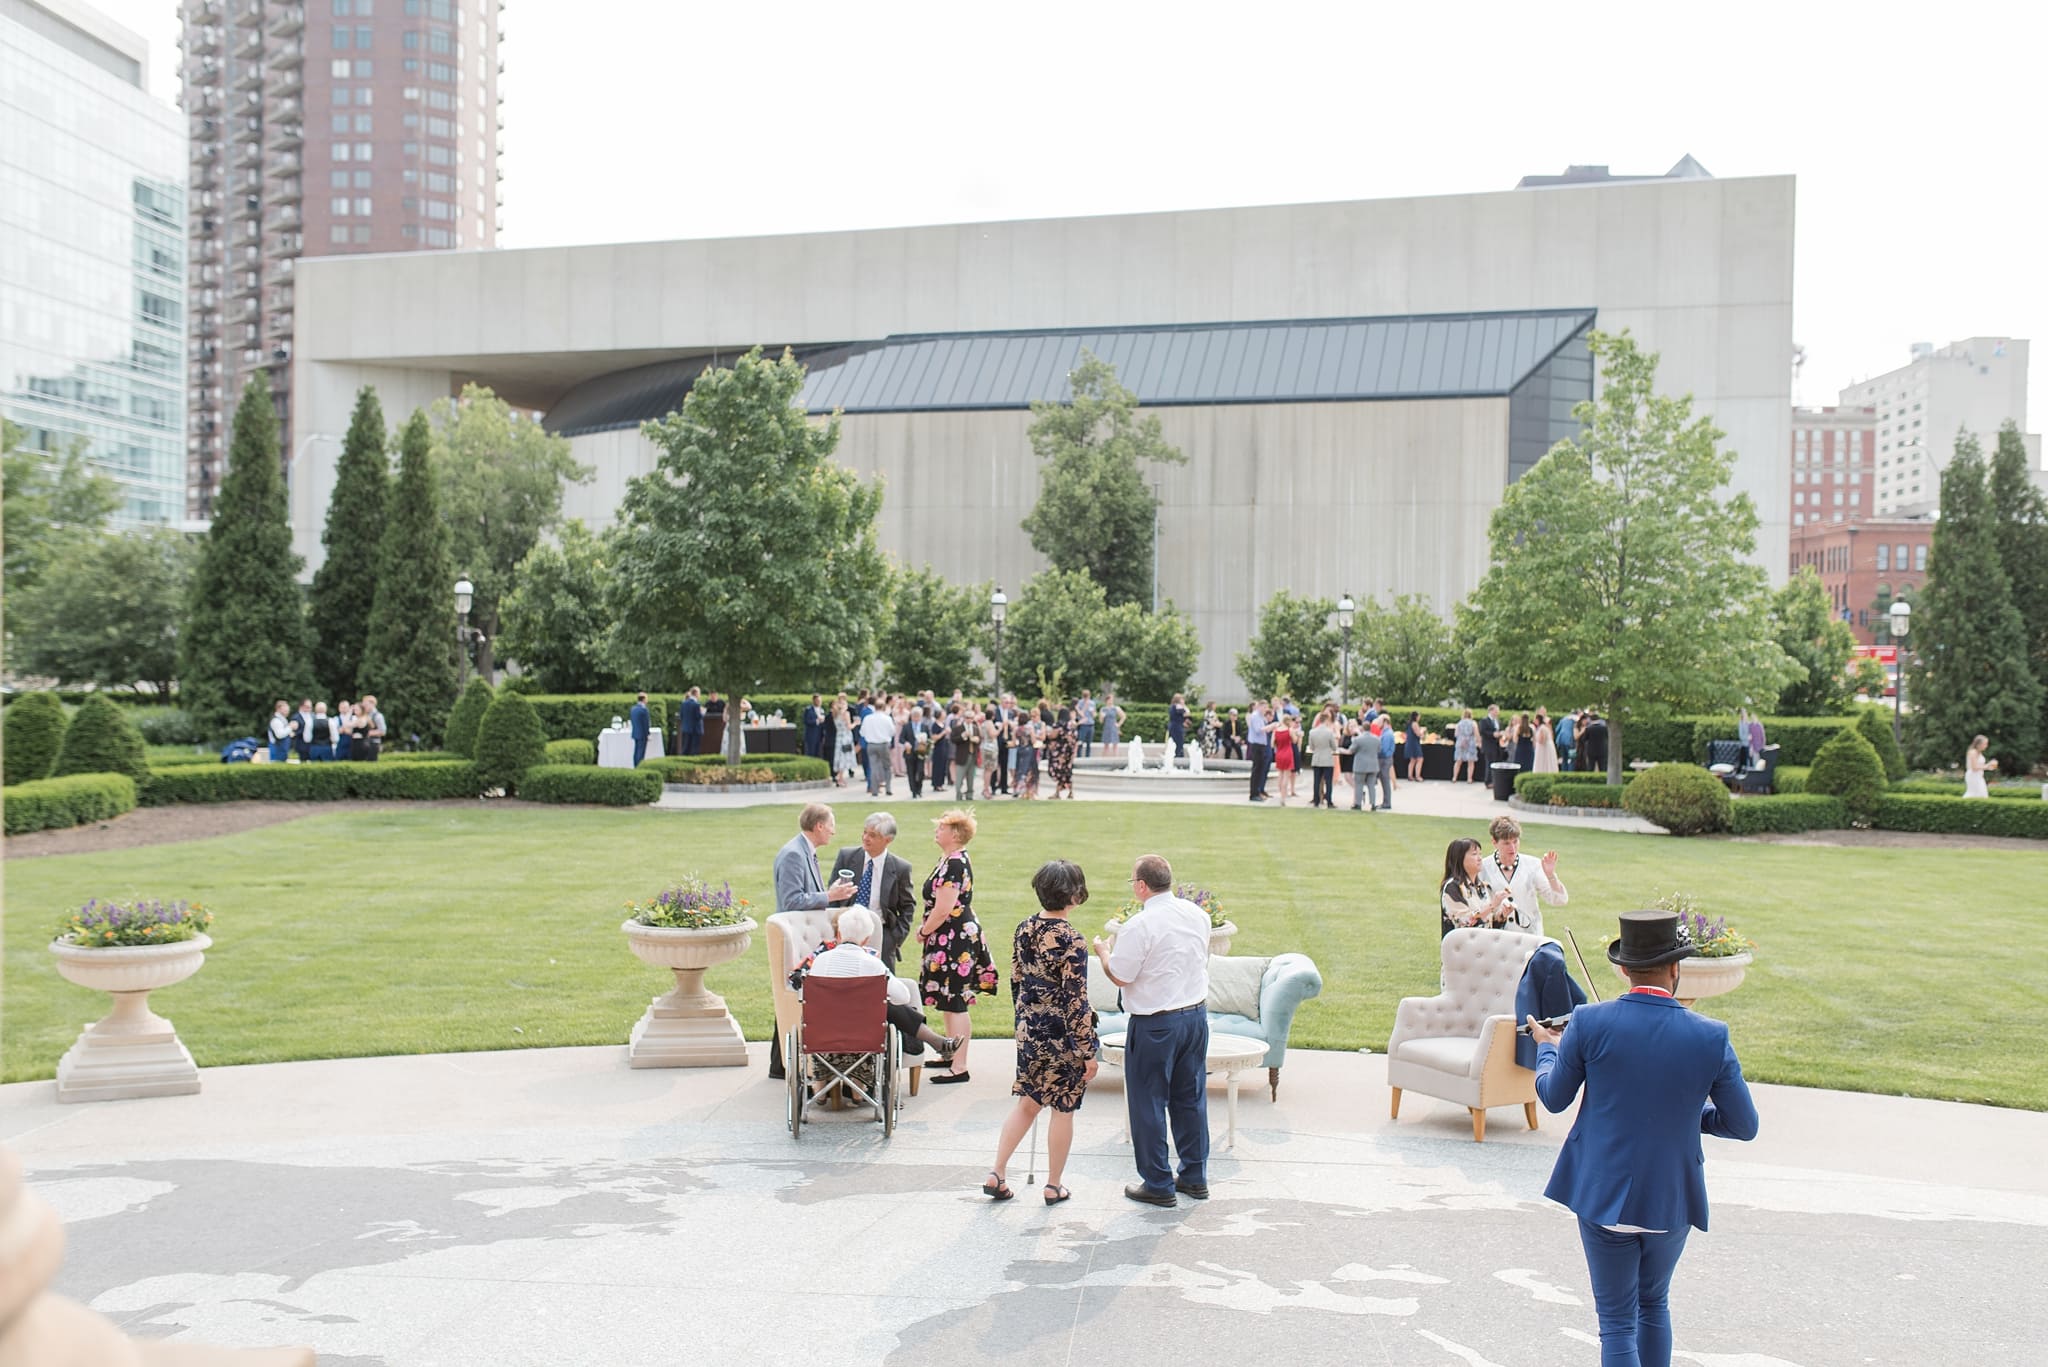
[1532,709,1559,774]
[1963,734,1997,798]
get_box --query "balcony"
[188,85,222,113]
[271,202,301,229]
[271,39,303,69]
[266,152,300,178]
[265,231,302,259]
[233,60,264,93]
[266,120,302,152]
[269,64,303,99]
[234,141,263,171]
[233,23,264,61]
[268,4,303,37]
[265,311,295,338]
[185,23,222,56]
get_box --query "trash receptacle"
[1491,762,1521,802]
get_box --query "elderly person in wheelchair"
[789,906,961,1063]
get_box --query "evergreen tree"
[1905,434,2043,772]
[50,694,148,781]
[1854,704,1907,782]
[180,376,313,738]
[2,692,69,785]
[1987,420,2048,763]
[309,387,390,701]
[359,410,459,747]
[445,676,495,758]
[473,690,547,794]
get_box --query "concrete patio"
[5,1041,2042,1365]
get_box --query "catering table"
[699,719,800,756]
[597,726,663,769]
[1098,1031,1269,1151]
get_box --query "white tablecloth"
[597,726,663,769]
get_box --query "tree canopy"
[1020,352,1186,608]
[7,528,196,695]
[180,376,314,737]
[1235,590,1341,701]
[2,419,119,591]
[877,564,991,696]
[497,519,626,693]
[1351,594,1459,705]
[1464,331,1796,780]
[604,348,888,762]
[1768,566,1862,715]
[1001,568,1200,702]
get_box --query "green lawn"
[4,802,2042,1110]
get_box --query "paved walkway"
[7,1044,2041,1365]
[655,770,1665,833]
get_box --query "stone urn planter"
[1613,951,1752,1006]
[48,934,212,1103]
[621,918,756,1067]
[1101,917,1238,957]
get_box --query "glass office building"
[0,0,186,527]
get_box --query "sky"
[101,0,2045,423]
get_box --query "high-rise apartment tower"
[179,0,500,519]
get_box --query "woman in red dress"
[1272,708,1299,803]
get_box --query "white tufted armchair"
[1387,928,1543,1141]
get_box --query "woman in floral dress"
[918,808,995,1083]
[983,860,1098,1204]
[1047,709,1077,799]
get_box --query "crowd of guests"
[794,690,1084,801]
[264,695,386,763]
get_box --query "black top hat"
[1607,910,1698,969]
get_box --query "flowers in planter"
[55,898,212,948]
[1649,892,1755,959]
[624,876,751,930]
[1107,882,1231,931]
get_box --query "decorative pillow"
[1085,956,1123,1014]
[1206,955,1270,1022]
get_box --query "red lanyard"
[1627,985,1674,998]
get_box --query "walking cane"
[1025,1110,1042,1186]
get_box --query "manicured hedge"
[1874,795,2048,840]
[1887,779,2040,800]
[543,738,597,765]
[1775,766,1808,794]
[518,764,662,806]
[3,773,138,834]
[1618,717,1700,767]
[139,760,482,805]
[1730,794,1847,835]
[522,694,680,743]
[1545,781,1627,809]
[148,750,223,768]
[2,690,165,707]
[640,754,830,784]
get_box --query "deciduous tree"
[1235,590,1340,701]
[1465,331,1796,781]
[877,565,990,695]
[1769,566,1861,715]
[180,377,314,737]
[2,419,118,591]
[1020,352,1185,608]
[8,529,196,695]
[359,411,459,746]
[1351,594,1458,705]
[497,520,624,693]
[1002,569,1200,701]
[605,348,888,763]
[308,387,389,701]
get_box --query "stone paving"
[6,1043,2043,1366]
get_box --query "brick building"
[1787,516,1933,645]
[1790,405,1874,529]
[179,0,502,519]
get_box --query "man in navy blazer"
[1527,911,1758,1367]
[628,692,651,767]
[677,688,704,756]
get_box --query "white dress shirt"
[804,941,917,1008]
[1106,892,1210,1015]
[859,709,897,747]
[1478,852,1569,939]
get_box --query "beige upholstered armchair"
[766,909,922,1096]
[1387,928,1543,1141]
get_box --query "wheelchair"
[786,975,902,1139]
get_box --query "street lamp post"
[1889,599,1911,744]
[455,575,477,690]
[1337,594,1356,707]
[990,586,1007,698]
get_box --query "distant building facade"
[1788,516,1933,645]
[1840,337,2035,515]
[179,0,502,519]
[0,0,186,527]
[1790,406,1874,529]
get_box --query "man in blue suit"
[802,694,824,759]
[1527,911,1758,1367]
[677,687,704,756]
[629,692,651,767]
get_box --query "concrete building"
[1790,405,1874,529]
[1841,337,2036,515]
[1788,516,1932,646]
[179,0,501,520]
[0,0,186,527]
[287,175,1796,691]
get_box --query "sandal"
[934,1035,965,1063]
[982,1172,1014,1202]
[1043,1184,1072,1206]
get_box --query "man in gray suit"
[828,812,918,972]
[769,802,855,1078]
[1350,716,1384,811]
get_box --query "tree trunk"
[724,689,743,766]
[1607,710,1625,785]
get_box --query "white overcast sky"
[104,0,2045,425]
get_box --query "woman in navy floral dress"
[982,860,1099,1205]
[918,808,994,1084]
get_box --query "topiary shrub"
[1805,727,1887,826]
[1853,706,1907,782]
[1621,763,1731,835]
[543,737,596,765]
[444,677,496,758]
[50,695,148,781]
[473,691,547,795]
[2,692,69,785]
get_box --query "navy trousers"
[1578,1218,1689,1367]
[632,734,649,766]
[1248,743,1272,798]
[1123,1007,1210,1195]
